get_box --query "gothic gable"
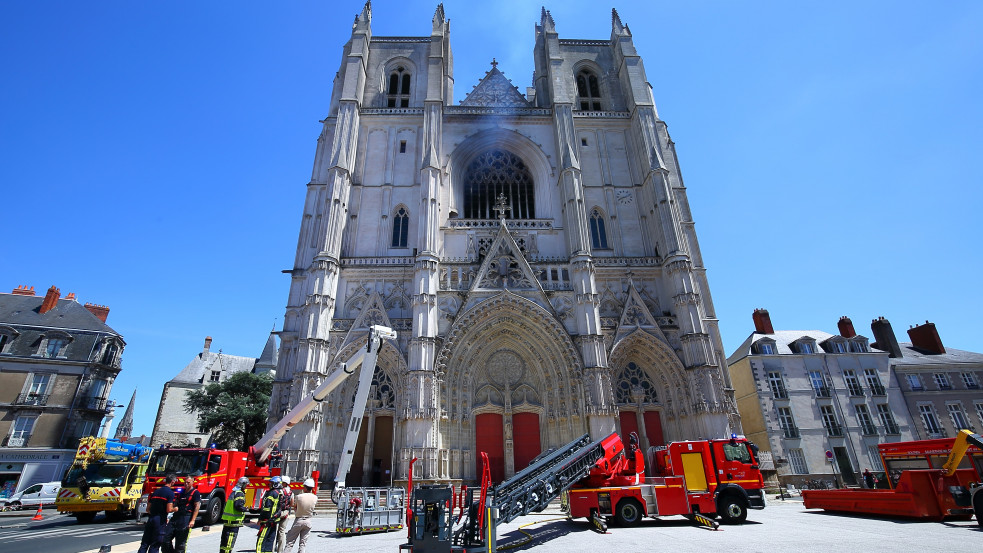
[461,61,531,108]
[611,282,671,350]
[343,291,394,347]
[469,222,544,294]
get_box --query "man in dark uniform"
[256,476,285,553]
[138,473,177,553]
[167,475,201,553]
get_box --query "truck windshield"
[148,451,208,476]
[63,463,130,487]
[722,442,753,464]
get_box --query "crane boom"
[250,325,397,464]
[942,429,983,477]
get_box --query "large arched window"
[589,208,609,249]
[576,70,602,111]
[615,362,659,405]
[387,67,411,107]
[463,150,535,219]
[391,206,409,248]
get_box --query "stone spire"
[540,7,555,33]
[353,0,372,32]
[432,3,445,30]
[255,326,279,375]
[612,8,630,36]
[113,388,137,440]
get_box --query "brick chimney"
[84,303,110,323]
[65,292,76,301]
[39,286,60,314]
[838,316,856,338]
[752,308,774,334]
[908,321,945,354]
[203,336,213,354]
[11,285,36,296]
[870,316,902,358]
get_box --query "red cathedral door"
[475,413,505,483]
[619,411,640,441]
[643,411,665,447]
[511,412,541,470]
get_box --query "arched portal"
[608,329,694,472]
[317,338,404,487]
[437,292,585,482]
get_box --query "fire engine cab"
[567,433,766,525]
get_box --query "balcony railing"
[825,423,844,437]
[846,383,865,396]
[814,386,832,398]
[883,422,901,435]
[938,384,952,391]
[771,386,789,399]
[781,426,800,439]
[861,424,878,436]
[13,393,49,406]
[967,383,980,390]
[867,383,886,396]
[80,396,108,411]
[2,435,29,447]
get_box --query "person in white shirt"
[282,479,318,553]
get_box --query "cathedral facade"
[270,3,739,486]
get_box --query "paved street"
[3,497,978,553]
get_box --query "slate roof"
[0,293,117,334]
[887,343,983,366]
[170,349,259,385]
[728,329,841,365]
[0,292,122,361]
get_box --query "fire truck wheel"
[614,498,644,527]
[717,495,748,524]
[204,496,224,526]
[75,511,97,524]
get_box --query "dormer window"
[576,70,602,111]
[387,67,411,108]
[793,339,816,354]
[38,331,72,358]
[849,339,868,353]
[0,325,17,354]
[755,339,776,355]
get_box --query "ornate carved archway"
[436,291,585,480]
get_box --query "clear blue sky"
[3,1,981,439]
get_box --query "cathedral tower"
[271,3,738,485]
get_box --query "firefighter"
[256,476,285,553]
[168,475,201,553]
[138,473,177,553]
[274,475,294,553]
[219,477,250,553]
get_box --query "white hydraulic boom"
[249,325,397,467]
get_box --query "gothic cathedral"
[270,3,739,485]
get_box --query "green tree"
[184,371,273,450]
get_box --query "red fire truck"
[141,325,396,525]
[566,433,766,526]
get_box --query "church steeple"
[113,388,137,441]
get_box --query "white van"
[3,481,61,509]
